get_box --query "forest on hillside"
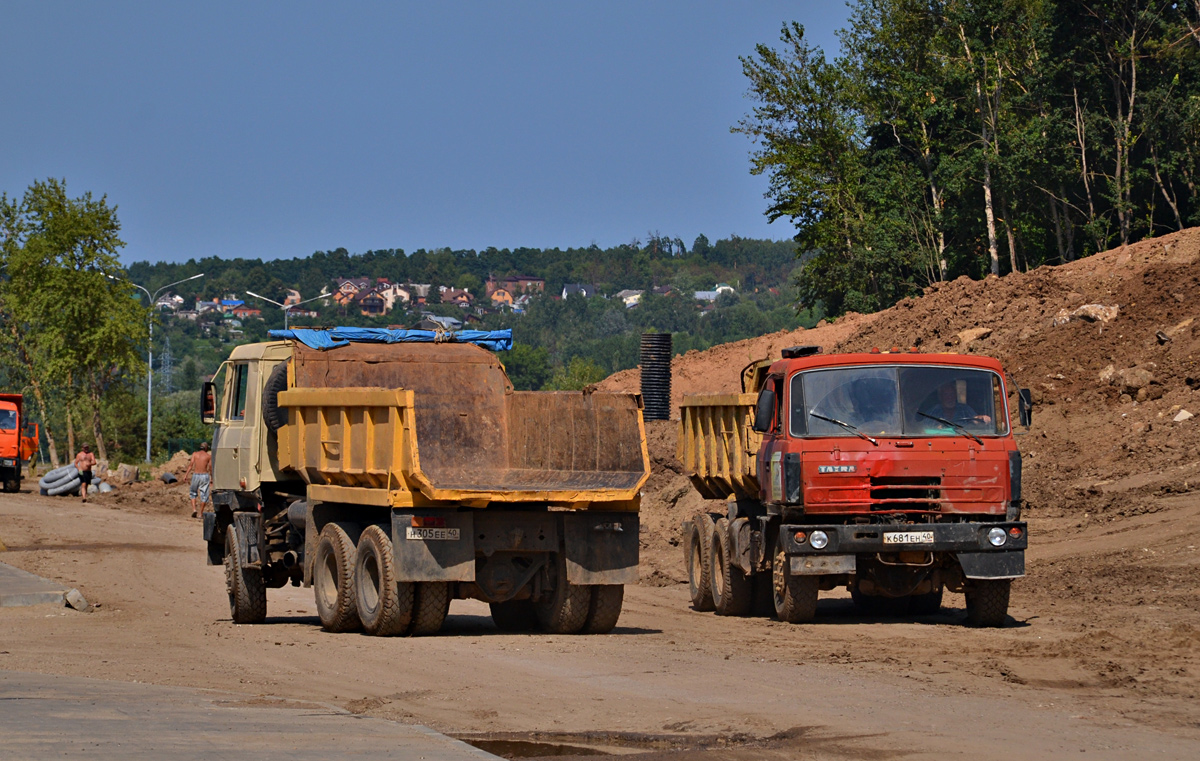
[738,0,1200,313]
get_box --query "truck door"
[212,362,254,491]
[757,375,786,503]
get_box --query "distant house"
[512,293,533,314]
[487,275,545,296]
[155,294,184,311]
[562,283,598,299]
[195,299,220,314]
[220,299,245,314]
[230,305,262,319]
[489,288,514,307]
[652,285,673,296]
[614,289,644,308]
[176,310,199,321]
[695,283,736,303]
[357,290,387,316]
[334,277,373,305]
[283,289,302,306]
[440,288,473,308]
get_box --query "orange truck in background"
[0,393,25,492]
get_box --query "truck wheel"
[685,515,715,611]
[535,555,593,634]
[910,586,944,615]
[224,523,266,624]
[965,579,1011,627]
[314,523,359,632]
[581,585,624,634]
[772,540,818,623]
[410,582,451,636]
[710,517,752,616]
[261,362,289,432]
[490,600,538,632]
[354,525,414,636]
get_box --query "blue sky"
[1,2,850,264]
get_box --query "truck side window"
[789,373,806,436]
[773,377,784,433]
[228,364,249,422]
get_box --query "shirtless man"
[73,445,96,503]
[183,442,212,518]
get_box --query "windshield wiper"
[809,411,878,446]
[918,411,983,445]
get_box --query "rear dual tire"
[710,517,752,616]
[342,524,449,637]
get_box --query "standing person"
[183,442,212,518]
[73,445,96,503]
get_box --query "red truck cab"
[681,347,1029,627]
[0,394,24,492]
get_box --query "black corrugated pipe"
[640,333,672,421]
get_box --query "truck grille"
[869,476,942,510]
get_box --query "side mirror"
[201,381,217,425]
[1017,388,1032,428]
[752,388,776,433]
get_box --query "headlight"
[809,530,829,549]
[987,527,1007,547]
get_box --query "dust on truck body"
[679,346,1031,627]
[202,332,649,636]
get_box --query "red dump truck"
[679,346,1030,627]
[0,393,25,492]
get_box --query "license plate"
[883,531,935,545]
[405,527,460,541]
[0,459,14,467]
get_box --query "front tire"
[313,523,359,632]
[685,514,715,611]
[224,523,266,624]
[772,540,818,623]
[965,579,1010,627]
[710,518,752,616]
[354,525,413,636]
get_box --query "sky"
[1,2,851,265]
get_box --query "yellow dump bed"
[678,393,762,500]
[276,342,648,510]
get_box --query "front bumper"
[781,521,1027,579]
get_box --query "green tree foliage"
[737,0,1200,314]
[502,344,552,391]
[0,179,148,465]
[544,357,608,391]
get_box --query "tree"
[0,179,148,464]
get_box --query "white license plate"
[405,527,460,541]
[883,531,935,545]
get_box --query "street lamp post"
[245,290,328,329]
[108,272,205,462]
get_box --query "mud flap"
[391,510,475,582]
[957,550,1024,579]
[563,512,639,585]
[233,512,264,569]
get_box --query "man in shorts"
[73,445,96,503]
[183,442,212,518]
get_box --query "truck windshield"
[790,365,1008,438]
[0,410,16,430]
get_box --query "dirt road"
[1,489,1196,760]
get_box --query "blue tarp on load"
[268,327,512,352]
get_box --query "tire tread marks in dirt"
[354,525,413,636]
[314,523,359,633]
[710,517,752,616]
[225,522,266,624]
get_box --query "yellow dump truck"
[201,330,649,636]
